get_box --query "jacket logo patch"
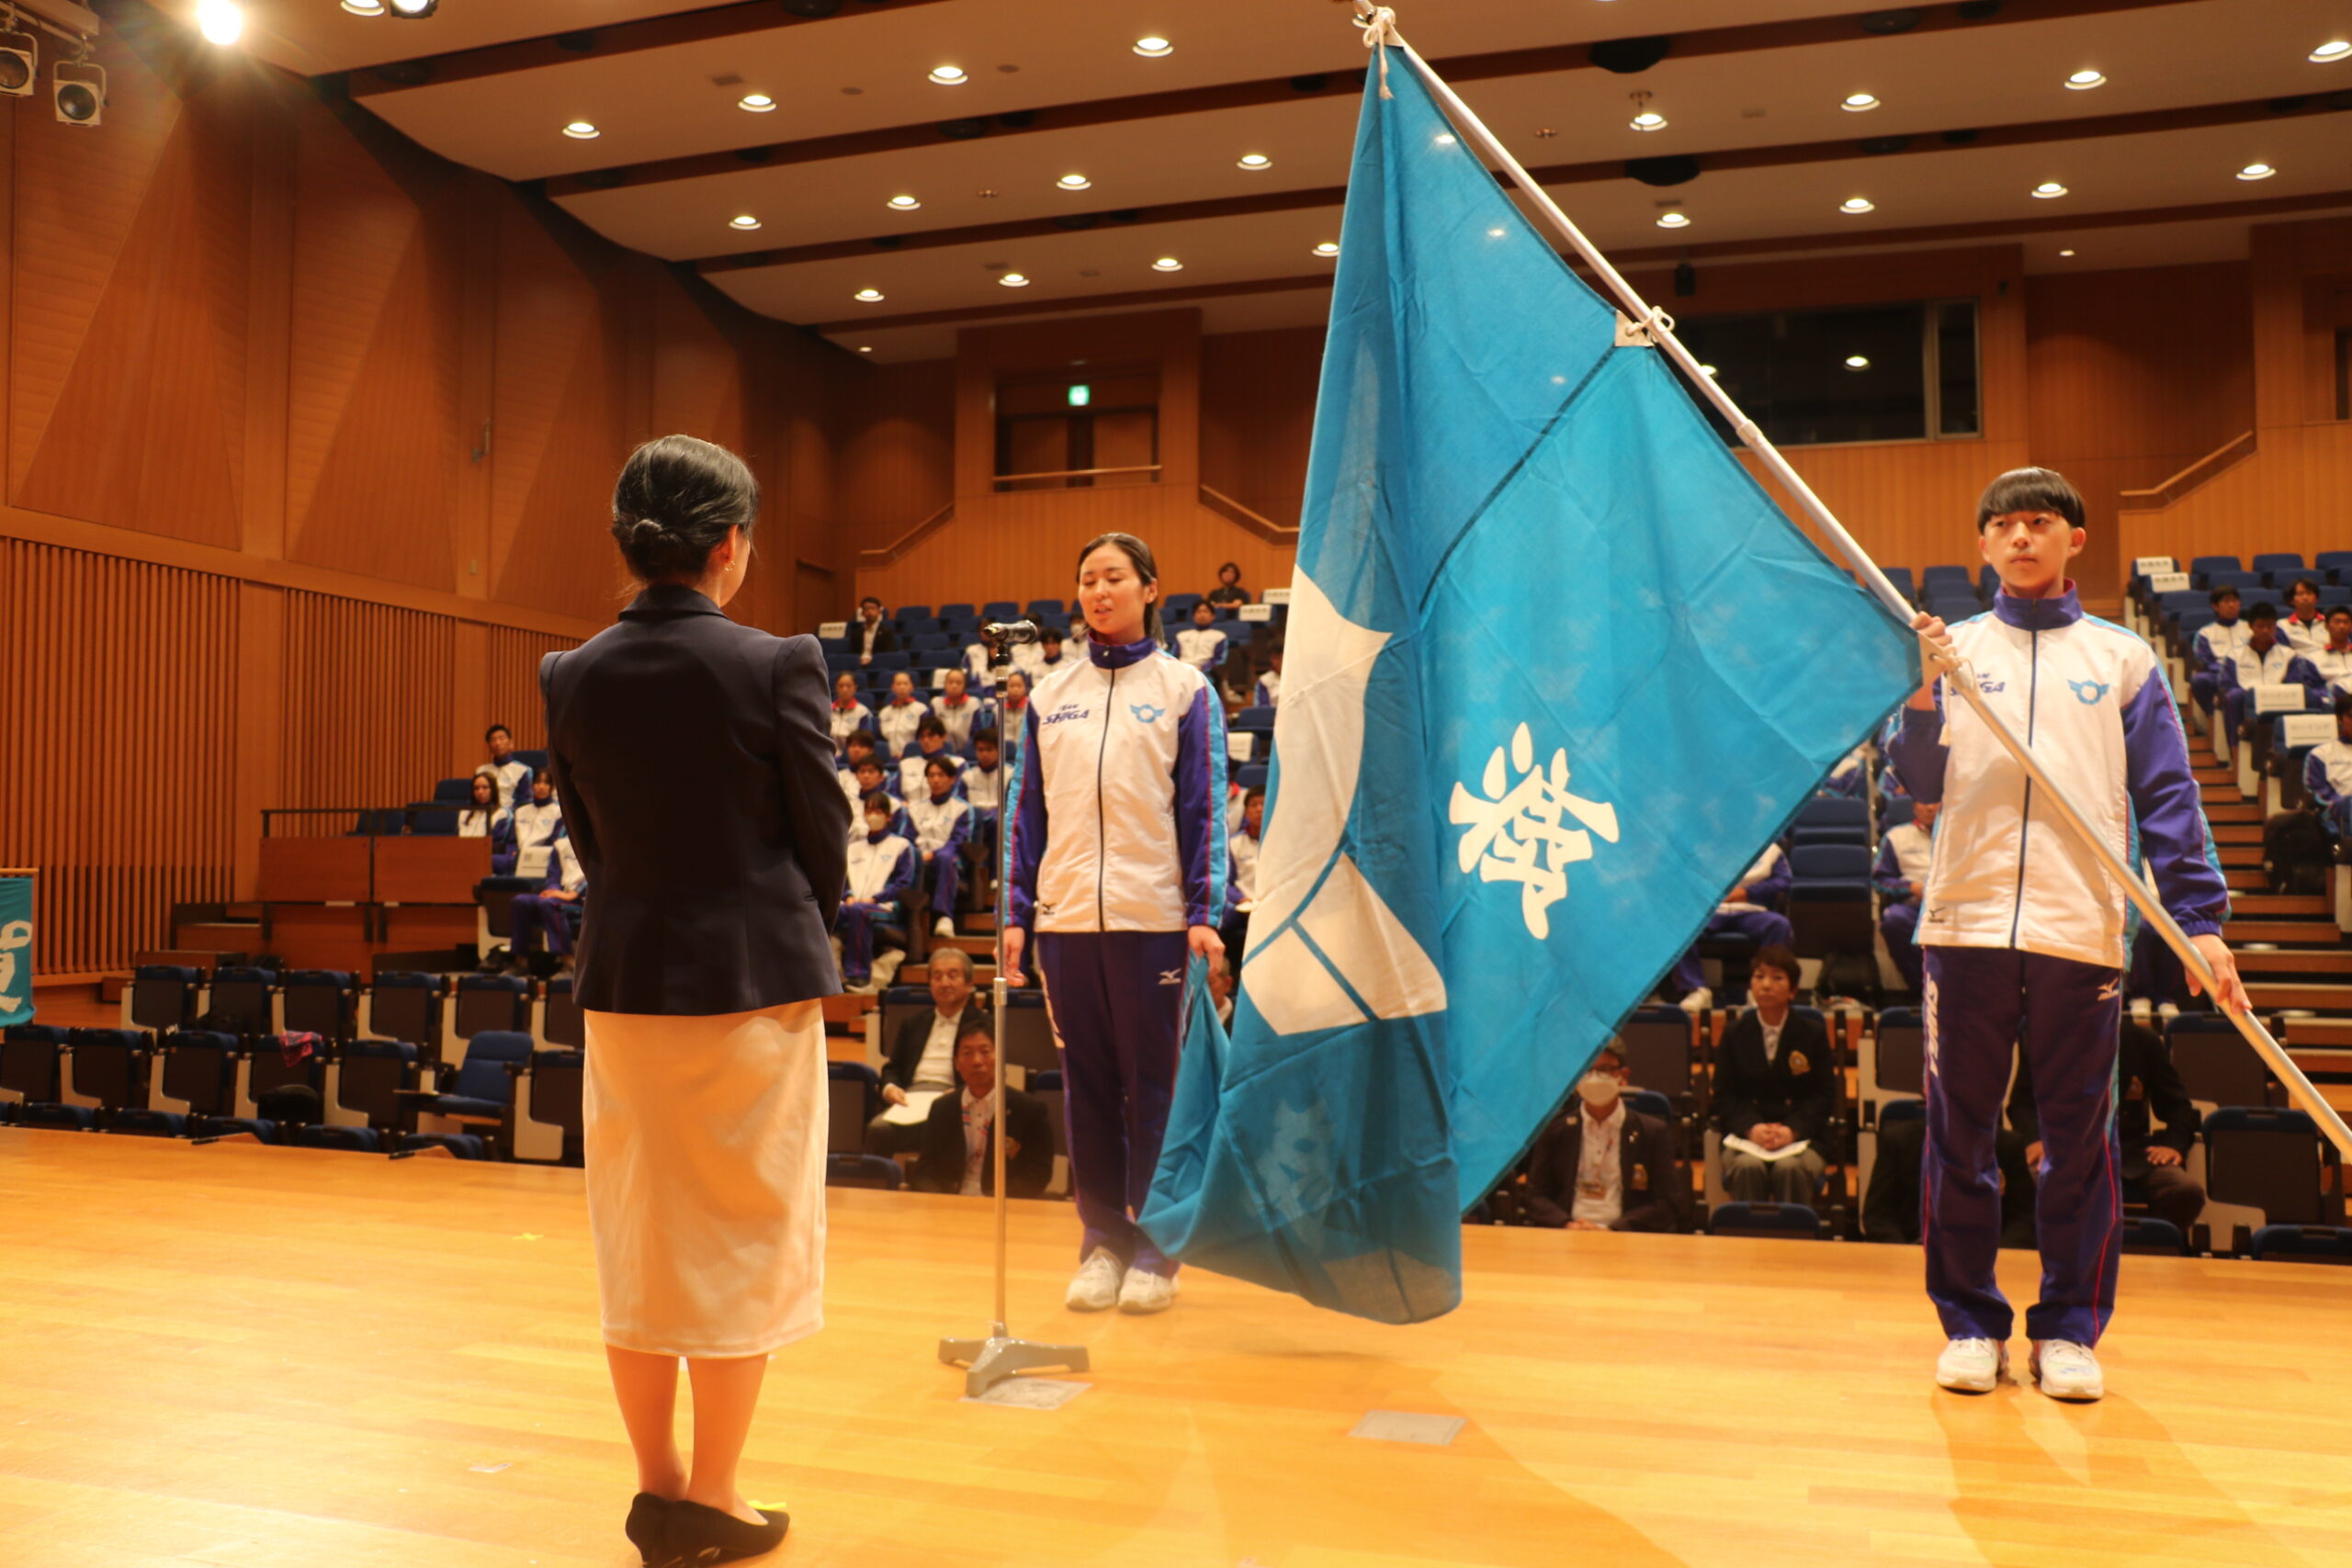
[1976,674,2006,694]
[2068,678,2112,705]
[1129,703,1168,725]
[1042,705,1091,726]
[1037,902,1056,917]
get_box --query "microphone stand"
[939,624,1089,1397]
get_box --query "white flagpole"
[1359,8,2352,1161]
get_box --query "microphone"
[981,619,1040,645]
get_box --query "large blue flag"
[1139,62,1919,1322]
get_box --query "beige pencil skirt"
[583,999,828,1359]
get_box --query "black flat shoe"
[625,1493,672,1566]
[662,1499,790,1565]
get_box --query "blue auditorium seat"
[106,1108,187,1138]
[826,1153,903,1190]
[395,1132,491,1160]
[2246,1224,2352,1264]
[291,1124,382,1153]
[1706,1201,1824,1239]
[415,1029,532,1122]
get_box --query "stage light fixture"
[1151,256,1182,271]
[2310,39,2349,63]
[1056,174,1091,190]
[53,59,102,127]
[1840,197,1874,213]
[1237,152,1271,170]
[1312,241,1340,256]
[1133,36,1171,57]
[928,64,967,85]
[388,0,438,16]
[857,345,873,353]
[2064,68,2105,89]
[729,214,762,230]
[198,0,243,45]
[2030,180,2067,198]
[887,194,921,210]
[562,120,599,139]
[1841,92,1881,112]
[1628,91,1665,131]
[999,272,1029,288]
[2237,163,2276,180]
[0,28,35,97]
[738,93,775,112]
[1656,211,1690,229]
[342,0,385,12]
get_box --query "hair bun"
[624,515,667,541]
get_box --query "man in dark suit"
[913,1021,1052,1199]
[865,946,986,1155]
[854,596,899,668]
[1522,1044,1680,1232]
[2009,1019,2204,1231]
[1713,944,1838,1204]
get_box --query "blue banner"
[1139,62,1919,1322]
[0,875,32,1027]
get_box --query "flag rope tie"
[1355,6,1398,96]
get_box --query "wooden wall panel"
[1736,438,2036,582]
[484,624,582,753]
[1200,325,1322,534]
[278,591,459,815]
[835,359,956,558]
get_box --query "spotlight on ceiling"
[1656,211,1690,229]
[1312,241,1340,256]
[738,93,775,113]
[999,272,1030,288]
[2059,248,2076,256]
[2309,39,2349,62]
[0,28,35,97]
[729,215,762,230]
[1844,355,1871,371]
[857,345,873,353]
[388,0,438,16]
[54,60,103,127]
[1056,174,1091,190]
[561,120,599,140]
[197,0,244,45]
[1152,256,1183,271]
[1133,36,1172,57]
[1840,197,1875,213]
[2237,162,2277,180]
[341,0,385,12]
[1237,152,1271,170]
[2030,180,2067,198]
[1841,92,1881,111]
[2064,68,2106,89]
[854,288,885,302]
[1628,91,1665,131]
[887,194,921,210]
[928,64,967,85]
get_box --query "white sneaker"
[871,950,904,989]
[2030,1339,2104,1402]
[1678,986,1713,1015]
[1117,1269,1178,1315]
[1065,1247,1125,1313]
[1935,1337,2008,1393]
[2155,1001,2180,1021]
[933,916,957,938]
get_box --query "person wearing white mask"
[1520,1044,1679,1232]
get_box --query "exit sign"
[1067,384,1091,407]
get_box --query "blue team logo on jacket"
[1129,702,1167,725]
[2068,678,2111,705]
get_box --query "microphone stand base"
[938,1325,1091,1400]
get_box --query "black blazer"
[882,1002,989,1095]
[2009,1021,2199,1179]
[1713,1007,1837,1145]
[914,1086,1052,1198]
[1523,1107,1680,1232]
[541,584,851,1014]
[854,617,899,660]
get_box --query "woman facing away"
[541,434,851,1568]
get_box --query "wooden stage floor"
[4,1132,2350,1568]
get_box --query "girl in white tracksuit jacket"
[1006,534,1226,1314]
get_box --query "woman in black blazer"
[541,434,850,1568]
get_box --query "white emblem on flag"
[1449,722,1620,940]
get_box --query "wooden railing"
[2120,431,2256,512]
[1198,483,1299,545]
[855,501,956,570]
[991,464,1162,491]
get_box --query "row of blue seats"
[121,966,581,1053]
[0,1100,505,1159]
[2132,553,2352,592]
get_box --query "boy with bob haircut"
[1892,467,2241,1404]
[2187,584,2246,724]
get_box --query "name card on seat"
[2146,571,2189,593]
[516,846,552,879]
[2280,714,2335,748]
[933,667,955,689]
[2255,682,2310,715]
[2134,556,2177,577]
[1237,604,1274,622]
[1227,733,1255,763]
[1262,588,1292,605]
[818,621,848,639]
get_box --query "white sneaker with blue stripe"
[1935,1337,2008,1393]
[2030,1339,2104,1402]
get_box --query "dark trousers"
[510,894,581,956]
[1883,900,1923,992]
[1923,944,2122,1346]
[1035,930,1190,1277]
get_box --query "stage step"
[2211,823,2263,845]
[2233,893,2332,917]
[2205,801,2263,824]
[2225,866,2267,890]
[2223,919,2344,945]
[2231,948,2352,977]
[2243,980,2352,1011]
[2200,781,2243,804]
[2283,1015,2352,1051]
[2218,845,2260,868]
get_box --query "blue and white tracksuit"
[490,756,534,808]
[906,788,972,922]
[2216,639,2325,752]
[875,697,929,761]
[829,700,873,757]
[1666,845,1792,998]
[932,693,992,757]
[1010,634,1225,1277]
[2280,612,2327,656]
[511,799,564,854]
[1173,625,1228,673]
[1254,670,1281,708]
[1873,821,1936,993]
[510,837,586,957]
[2305,737,2352,838]
[2188,616,2248,716]
[961,643,997,694]
[1888,585,2227,1347]
[839,828,916,982]
[962,759,1005,898]
[899,748,964,802]
[2307,641,2352,697]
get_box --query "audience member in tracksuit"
[1894,467,2241,1403]
[875,670,929,761]
[932,668,992,758]
[1662,841,1793,1010]
[906,756,972,938]
[1873,799,1939,993]
[2216,602,2326,754]
[838,793,916,991]
[2279,577,2326,654]
[2301,693,2352,840]
[2305,606,2352,695]
[2187,586,2247,722]
[1173,600,1229,673]
[1005,532,1225,1318]
[508,834,587,972]
[898,716,966,801]
[829,671,873,757]
[1254,643,1283,709]
[458,771,517,872]
[962,726,1005,906]
[510,772,565,860]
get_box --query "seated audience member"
[1206,560,1250,608]
[457,771,516,872]
[2304,693,2352,840]
[2188,586,2249,718]
[1254,642,1283,709]
[483,724,532,807]
[876,670,930,760]
[2124,923,2188,1021]
[1522,1044,1679,1232]
[1713,945,1835,1205]
[866,947,984,1155]
[2280,577,2327,653]
[933,667,991,756]
[507,834,586,975]
[853,595,897,667]
[1222,785,1264,955]
[839,728,882,804]
[899,715,967,800]
[1863,1108,2036,1247]
[2308,605,2352,694]
[960,634,998,694]
[830,670,874,757]
[839,794,915,993]
[1173,600,1229,673]
[510,770,564,860]
[998,668,1033,729]
[848,756,910,840]
[1823,742,1871,798]
[2008,1019,2204,1233]
[1872,799,1939,994]
[906,755,973,938]
[1662,841,1793,1011]
[962,726,1005,904]
[913,1021,1053,1199]
[1206,952,1237,1028]
[1017,626,1071,681]
[2218,603,2326,753]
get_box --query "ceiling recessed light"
[854,288,884,302]
[2059,248,2076,256]
[1238,152,1271,170]
[999,272,1030,288]
[1056,174,1091,191]
[1700,364,1718,377]
[1839,197,1875,214]
[1533,127,1557,139]
[928,64,967,85]
[1656,211,1690,229]
[387,0,435,13]
[2309,39,2349,62]
[729,215,761,231]
[1312,241,1340,257]
[2237,162,2277,181]
[1152,256,1183,271]
[738,93,775,113]
[2030,181,2068,198]
[1844,355,1871,371]
[887,194,920,210]
[1133,35,1172,57]
[1841,92,1881,112]
[561,120,599,140]
[2064,69,2106,89]
[1630,110,1667,131]
[857,345,872,353]
[341,0,385,12]
[198,0,243,44]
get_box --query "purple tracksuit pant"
[1923,944,2123,1347]
[1035,930,1190,1278]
